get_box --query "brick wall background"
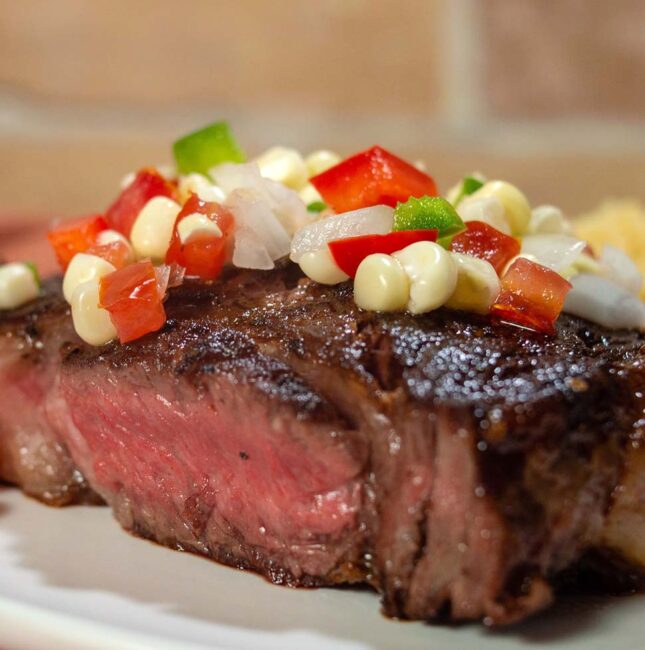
[1,0,644,220]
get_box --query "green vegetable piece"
[173,121,246,176]
[449,173,485,207]
[393,196,465,238]
[436,234,455,250]
[307,201,327,213]
[24,261,41,289]
[462,175,484,197]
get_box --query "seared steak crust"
[1,264,643,624]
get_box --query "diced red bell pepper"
[99,259,166,344]
[491,257,572,335]
[105,168,176,237]
[47,215,108,270]
[328,229,438,278]
[165,193,235,280]
[450,221,520,275]
[85,240,131,269]
[310,146,438,213]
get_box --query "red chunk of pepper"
[328,229,438,278]
[450,220,520,275]
[165,193,235,280]
[99,259,166,344]
[491,257,572,335]
[310,146,438,213]
[47,214,108,271]
[105,168,176,237]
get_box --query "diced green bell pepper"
[393,196,465,240]
[173,121,246,176]
[448,174,485,207]
[306,201,327,213]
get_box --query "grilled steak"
[0,279,98,505]
[1,264,643,624]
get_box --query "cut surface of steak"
[0,279,97,505]
[1,264,643,624]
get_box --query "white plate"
[0,487,642,650]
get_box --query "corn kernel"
[392,241,457,314]
[255,147,308,190]
[457,196,511,234]
[299,248,349,285]
[529,205,571,235]
[0,263,40,310]
[70,278,117,346]
[471,181,531,236]
[130,196,182,262]
[177,213,222,244]
[354,254,409,312]
[305,150,341,177]
[177,173,226,204]
[446,253,500,314]
[299,183,324,206]
[63,253,116,303]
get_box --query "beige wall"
[1,0,644,219]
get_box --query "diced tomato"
[47,215,108,270]
[328,229,438,277]
[99,260,166,343]
[85,240,131,269]
[165,193,235,280]
[450,221,520,275]
[310,146,438,213]
[105,168,176,237]
[491,257,572,335]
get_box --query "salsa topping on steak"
[1,120,643,342]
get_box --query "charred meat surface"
[1,264,643,624]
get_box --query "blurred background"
[1,0,644,268]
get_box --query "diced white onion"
[226,188,291,269]
[299,248,349,285]
[290,205,394,263]
[62,253,116,303]
[529,205,571,235]
[600,245,643,296]
[213,162,310,236]
[70,279,117,346]
[232,228,275,270]
[470,181,531,235]
[564,274,645,330]
[457,196,511,234]
[392,241,458,314]
[255,146,308,190]
[305,150,341,177]
[521,234,587,273]
[354,254,409,312]
[0,263,40,310]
